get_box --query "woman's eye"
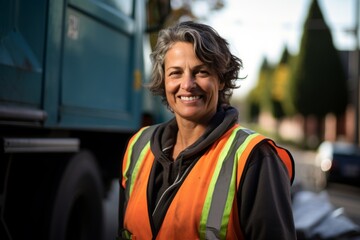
[196,70,209,77]
[169,71,181,78]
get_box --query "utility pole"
[355,0,360,146]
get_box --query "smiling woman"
[118,21,297,240]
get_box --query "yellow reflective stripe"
[219,157,237,239]
[234,132,262,177]
[199,127,241,240]
[219,132,261,234]
[234,133,261,162]
[199,126,262,240]
[123,127,149,183]
[216,129,261,239]
[128,142,150,196]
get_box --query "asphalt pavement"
[103,179,120,240]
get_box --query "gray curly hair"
[147,21,243,107]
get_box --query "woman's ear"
[219,81,225,91]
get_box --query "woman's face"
[164,42,224,123]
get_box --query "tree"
[246,58,274,122]
[147,0,225,49]
[271,47,292,120]
[291,0,348,146]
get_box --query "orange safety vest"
[121,124,294,240]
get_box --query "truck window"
[98,0,133,16]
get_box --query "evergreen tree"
[271,47,291,119]
[291,0,348,144]
[246,58,274,122]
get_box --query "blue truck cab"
[0,0,170,239]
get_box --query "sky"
[192,0,359,99]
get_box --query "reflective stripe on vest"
[123,125,158,211]
[200,127,265,239]
[122,124,294,240]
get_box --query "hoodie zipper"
[152,159,193,217]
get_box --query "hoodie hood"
[151,105,239,162]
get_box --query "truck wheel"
[49,151,104,240]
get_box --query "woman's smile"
[179,95,201,101]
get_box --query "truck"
[0,0,170,239]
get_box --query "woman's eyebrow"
[193,64,207,69]
[165,66,182,71]
[165,63,207,72]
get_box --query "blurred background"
[1,0,359,239]
[163,0,360,150]
[163,0,360,207]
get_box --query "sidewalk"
[287,146,326,191]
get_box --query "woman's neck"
[172,119,207,160]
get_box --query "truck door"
[51,0,143,130]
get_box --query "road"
[290,147,360,226]
[326,183,360,226]
[103,179,120,240]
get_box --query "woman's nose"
[181,74,196,91]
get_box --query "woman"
[119,21,296,240]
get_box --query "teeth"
[181,96,200,101]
